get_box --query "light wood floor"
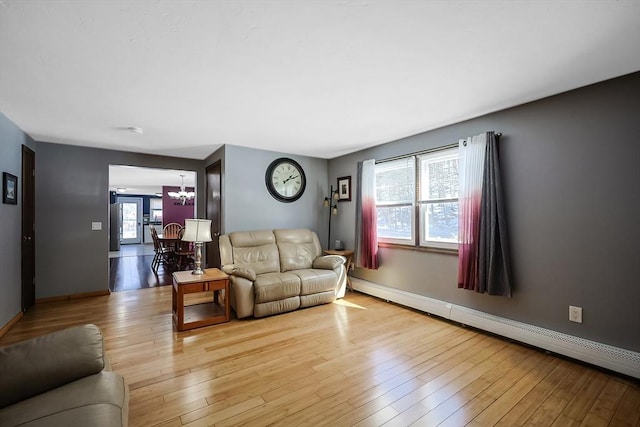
[1,288,638,426]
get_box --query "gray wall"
[0,113,36,326]
[213,144,330,238]
[35,142,204,298]
[329,72,640,352]
[3,73,638,355]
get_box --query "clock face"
[265,158,306,202]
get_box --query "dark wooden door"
[21,146,36,312]
[206,161,222,269]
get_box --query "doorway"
[21,146,35,312]
[108,165,197,291]
[206,161,222,269]
[117,197,143,245]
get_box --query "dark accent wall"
[162,186,195,226]
[0,113,37,327]
[35,142,204,298]
[329,72,640,352]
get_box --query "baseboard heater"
[351,278,640,379]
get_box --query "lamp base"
[191,242,204,275]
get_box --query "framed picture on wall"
[337,176,351,202]
[3,172,17,205]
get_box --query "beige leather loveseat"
[0,324,128,427]
[219,228,347,318]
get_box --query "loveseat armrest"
[0,324,106,409]
[313,255,348,298]
[312,255,346,270]
[228,275,256,318]
[222,264,257,281]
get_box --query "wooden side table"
[323,249,354,292]
[172,268,230,331]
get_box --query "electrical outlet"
[569,305,582,323]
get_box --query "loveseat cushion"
[228,230,280,274]
[254,296,300,318]
[254,272,301,303]
[0,324,105,409]
[291,269,340,295]
[0,372,128,427]
[274,229,322,272]
[300,291,336,308]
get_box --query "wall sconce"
[323,185,339,250]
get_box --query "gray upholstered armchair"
[0,324,128,426]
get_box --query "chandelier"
[167,174,195,205]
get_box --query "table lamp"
[181,219,213,275]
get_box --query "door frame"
[21,146,36,312]
[117,197,143,245]
[206,161,222,269]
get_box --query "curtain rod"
[376,132,502,164]
[461,132,501,147]
[462,132,502,142]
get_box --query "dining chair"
[163,223,183,239]
[174,227,195,271]
[150,225,173,272]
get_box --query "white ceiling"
[1,1,639,160]
[108,165,196,196]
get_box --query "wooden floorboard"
[109,255,173,292]
[1,288,638,426]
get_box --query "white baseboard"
[352,278,640,379]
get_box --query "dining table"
[156,233,194,271]
[156,233,181,247]
[155,233,181,268]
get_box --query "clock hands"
[282,174,299,185]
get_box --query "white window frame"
[375,146,459,251]
[375,157,416,245]
[418,147,459,250]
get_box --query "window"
[418,148,459,249]
[376,146,459,249]
[375,157,415,243]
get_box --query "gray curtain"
[478,132,513,296]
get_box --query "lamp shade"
[182,219,212,242]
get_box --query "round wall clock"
[265,157,306,203]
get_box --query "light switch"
[91,222,102,231]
